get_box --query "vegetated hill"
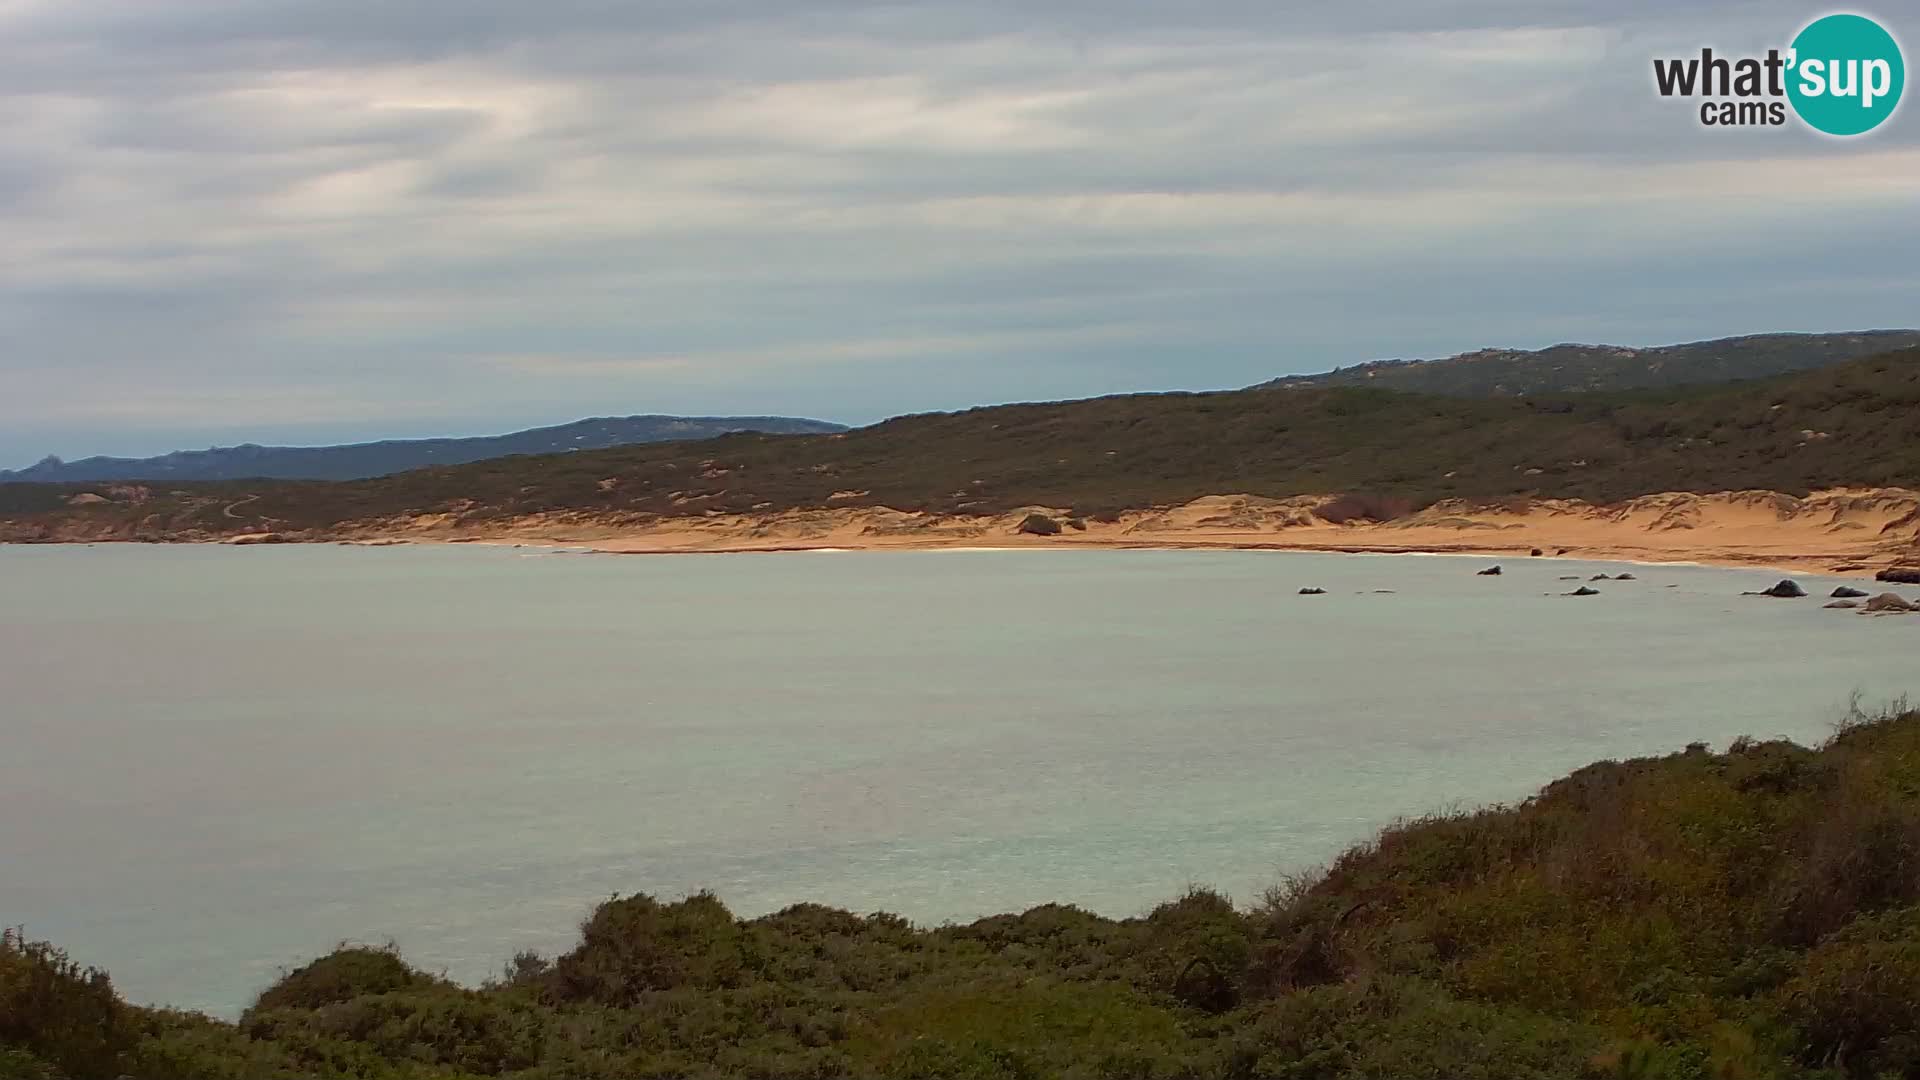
[0,414,848,484]
[4,345,1919,539]
[11,701,1920,1078]
[1256,330,1920,397]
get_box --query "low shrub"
[0,931,132,1079]
[549,891,748,1005]
[249,945,430,1013]
[1314,494,1414,524]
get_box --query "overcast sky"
[1,1,1914,464]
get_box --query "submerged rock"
[1826,600,1861,609]
[1477,565,1503,576]
[1831,586,1870,599]
[1299,587,1327,595]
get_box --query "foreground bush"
[9,705,1920,1078]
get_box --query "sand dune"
[342,488,1920,577]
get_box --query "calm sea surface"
[2,543,1914,1014]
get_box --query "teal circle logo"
[1787,13,1905,136]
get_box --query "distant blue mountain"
[2,415,848,484]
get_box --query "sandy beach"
[340,487,1920,578]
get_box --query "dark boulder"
[1751,579,1807,598]
[1299,587,1327,595]
[1016,513,1062,536]
[1530,548,1543,557]
[1878,567,1920,585]
[1831,586,1870,599]
[1568,586,1600,596]
[1614,572,1636,581]
[1477,565,1502,576]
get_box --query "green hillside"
[1257,331,1920,397]
[3,345,1919,540]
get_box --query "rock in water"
[1831,586,1870,599]
[1590,574,1610,581]
[1568,586,1600,596]
[1754,580,1806,598]
[1826,600,1861,609]
[1477,565,1503,576]
[1299,587,1327,595]
[1614,573,1636,581]
[1878,567,1920,585]
[1865,593,1917,613]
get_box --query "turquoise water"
[1,543,1914,1015]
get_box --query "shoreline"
[432,487,1920,580]
[477,536,1858,578]
[10,488,1920,580]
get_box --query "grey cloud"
[0,0,1914,464]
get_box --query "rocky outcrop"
[1016,513,1062,536]
[1879,567,1920,584]
[1864,593,1917,613]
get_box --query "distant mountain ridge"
[1255,331,1920,397]
[1,415,848,484]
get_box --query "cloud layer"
[2,0,1915,461]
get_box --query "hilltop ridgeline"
[1254,330,1920,397]
[10,702,1920,1078]
[0,415,848,485]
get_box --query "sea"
[1,542,1913,1014]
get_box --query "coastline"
[9,487,1918,580]
[410,488,1920,579]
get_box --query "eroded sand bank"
[333,488,1920,577]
